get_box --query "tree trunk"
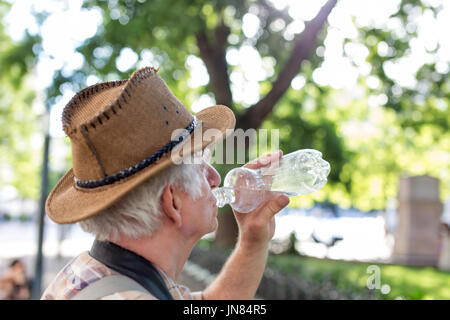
[214,207,239,248]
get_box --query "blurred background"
[0,0,449,300]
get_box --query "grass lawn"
[267,253,450,300]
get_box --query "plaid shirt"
[41,251,202,300]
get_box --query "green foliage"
[331,0,450,208]
[0,1,40,200]
[354,2,449,132]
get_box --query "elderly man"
[42,67,289,300]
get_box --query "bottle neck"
[212,187,235,208]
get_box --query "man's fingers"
[259,195,289,219]
[244,150,283,169]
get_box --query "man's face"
[178,158,221,239]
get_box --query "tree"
[37,0,449,248]
[47,0,339,247]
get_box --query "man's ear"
[161,184,183,228]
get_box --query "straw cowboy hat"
[46,66,235,224]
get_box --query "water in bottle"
[212,149,331,213]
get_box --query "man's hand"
[203,150,290,299]
[233,150,290,250]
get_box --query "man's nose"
[206,164,221,189]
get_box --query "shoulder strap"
[72,275,151,300]
[88,240,174,300]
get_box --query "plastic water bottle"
[212,149,331,213]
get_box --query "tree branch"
[259,0,293,24]
[236,0,338,131]
[195,20,233,107]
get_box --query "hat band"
[74,117,199,189]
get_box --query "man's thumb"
[261,195,289,218]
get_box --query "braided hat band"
[74,117,199,189]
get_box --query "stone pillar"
[393,175,442,266]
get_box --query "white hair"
[79,163,205,241]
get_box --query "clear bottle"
[212,149,331,213]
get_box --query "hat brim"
[46,105,235,224]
